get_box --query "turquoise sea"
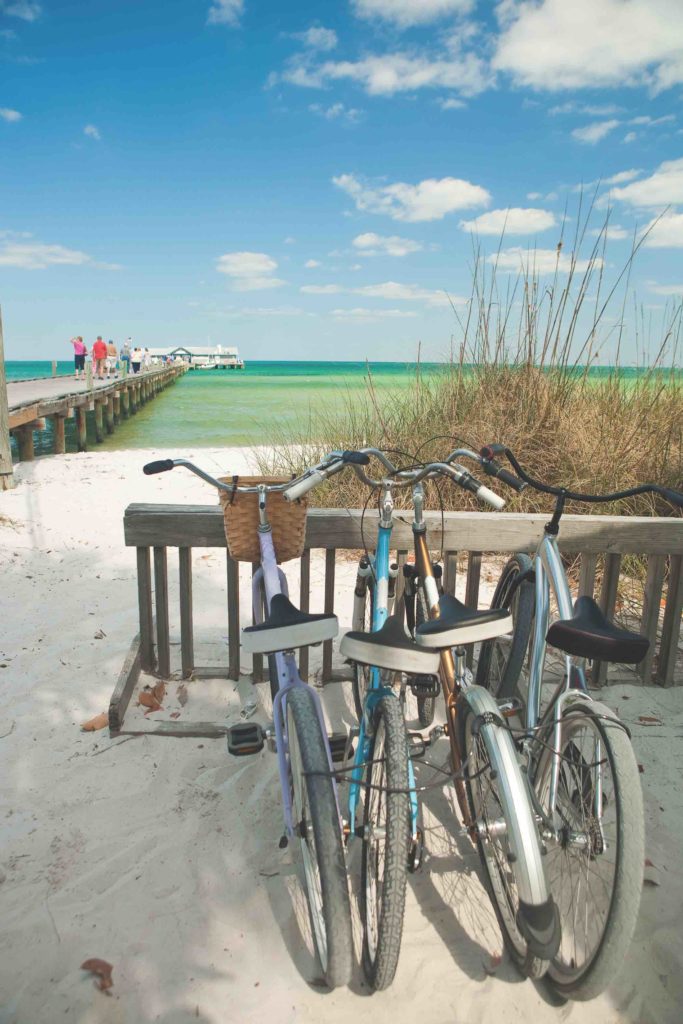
[4,359,679,458]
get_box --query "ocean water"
[5,360,436,455]
[5,359,679,457]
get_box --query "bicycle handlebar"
[481,444,683,509]
[143,459,175,475]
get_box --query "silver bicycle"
[474,443,683,1000]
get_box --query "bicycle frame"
[523,532,598,819]
[255,521,342,838]
[348,486,419,836]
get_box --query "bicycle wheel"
[458,686,559,977]
[287,685,353,989]
[534,700,644,1000]
[476,553,535,702]
[351,579,373,721]
[361,694,410,990]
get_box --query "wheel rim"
[288,704,328,972]
[537,713,619,982]
[465,718,528,959]
[364,717,387,962]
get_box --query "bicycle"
[141,456,356,989]
[292,449,561,984]
[473,444,683,1000]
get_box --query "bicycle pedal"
[408,732,426,759]
[227,722,264,756]
[410,675,440,698]
[328,732,354,764]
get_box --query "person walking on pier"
[131,346,142,374]
[69,336,87,380]
[92,336,107,380]
[106,339,118,378]
[120,339,131,374]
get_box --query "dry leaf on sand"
[170,711,181,719]
[152,681,166,703]
[81,713,108,732]
[139,691,162,711]
[177,684,188,707]
[81,958,113,992]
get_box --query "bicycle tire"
[476,553,535,702]
[412,587,436,727]
[534,699,644,1000]
[351,579,373,721]
[287,686,353,989]
[361,694,410,990]
[458,686,558,978]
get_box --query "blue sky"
[1,0,682,361]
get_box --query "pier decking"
[6,364,186,464]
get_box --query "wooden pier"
[5,363,186,467]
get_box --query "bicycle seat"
[415,594,512,649]
[546,596,649,664]
[341,615,441,675]
[241,594,338,655]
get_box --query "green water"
[98,361,431,450]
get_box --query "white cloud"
[492,247,604,275]
[460,207,556,235]
[302,51,491,97]
[493,0,683,93]
[611,157,683,206]
[438,96,467,110]
[301,280,458,306]
[354,281,455,306]
[526,192,542,200]
[623,131,637,143]
[333,173,490,222]
[216,251,285,290]
[352,232,423,257]
[83,124,101,141]
[301,284,344,294]
[304,259,321,268]
[351,0,473,27]
[642,211,683,248]
[629,113,676,126]
[4,1,41,21]
[331,307,418,319]
[605,168,642,184]
[207,0,243,27]
[589,224,630,240]
[293,26,337,50]
[571,119,620,144]
[309,102,363,123]
[0,108,22,122]
[548,101,622,116]
[648,281,683,296]
[0,240,91,269]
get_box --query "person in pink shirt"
[92,336,107,380]
[69,336,88,379]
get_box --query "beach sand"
[1,450,682,1024]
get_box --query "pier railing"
[7,364,185,463]
[112,505,683,730]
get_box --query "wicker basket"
[218,476,308,563]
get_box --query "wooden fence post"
[0,307,15,491]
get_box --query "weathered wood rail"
[110,504,683,731]
[6,364,186,464]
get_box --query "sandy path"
[0,450,681,1024]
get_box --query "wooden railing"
[122,505,683,694]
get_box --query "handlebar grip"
[492,465,527,493]
[475,484,506,511]
[284,470,325,502]
[342,450,370,465]
[659,486,683,509]
[143,459,175,475]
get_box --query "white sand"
[1,450,682,1024]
